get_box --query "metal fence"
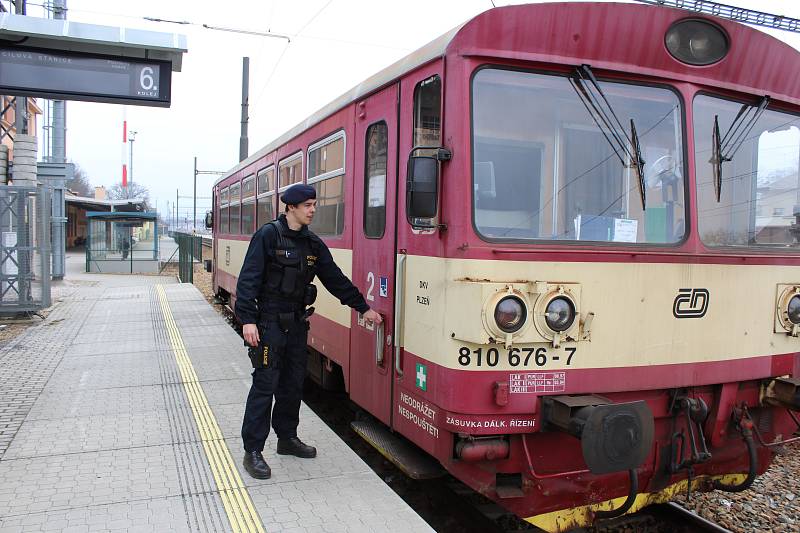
[0,186,51,313]
[172,231,202,283]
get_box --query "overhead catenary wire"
[293,0,333,36]
[251,0,334,113]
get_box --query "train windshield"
[471,68,685,244]
[694,95,800,250]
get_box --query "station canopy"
[0,13,187,107]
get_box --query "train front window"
[694,95,800,250]
[471,68,685,244]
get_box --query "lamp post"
[128,130,137,198]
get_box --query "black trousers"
[241,318,309,453]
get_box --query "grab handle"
[394,253,407,377]
[375,319,385,365]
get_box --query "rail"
[648,502,733,533]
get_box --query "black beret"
[280,184,316,205]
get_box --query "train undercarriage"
[436,377,800,531]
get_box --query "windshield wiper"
[710,95,770,202]
[570,64,647,209]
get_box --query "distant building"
[66,193,146,248]
[756,171,800,244]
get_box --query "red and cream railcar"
[211,3,800,530]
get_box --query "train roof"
[215,20,466,186]
[217,1,800,186]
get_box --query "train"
[207,2,800,531]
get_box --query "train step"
[351,420,445,479]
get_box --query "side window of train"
[411,75,442,229]
[308,131,346,236]
[364,122,388,238]
[219,186,230,234]
[229,182,241,235]
[413,75,442,149]
[256,166,275,227]
[278,152,303,213]
[241,175,255,234]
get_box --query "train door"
[350,83,399,425]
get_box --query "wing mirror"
[406,146,451,229]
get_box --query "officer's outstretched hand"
[243,323,260,347]
[363,309,382,325]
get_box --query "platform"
[0,253,433,532]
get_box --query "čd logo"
[673,288,709,318]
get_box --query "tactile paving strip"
[150,285,231,532]
[152,285,264,533]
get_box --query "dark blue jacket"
[235,214,370,325]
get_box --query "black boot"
[243,451,271,479]
[277,437,317,458]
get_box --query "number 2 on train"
[366,272,375,301]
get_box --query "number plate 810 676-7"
[456,345,576,369]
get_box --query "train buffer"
[0,252,433,532]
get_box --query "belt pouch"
[304,284,317,306]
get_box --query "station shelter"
[85,211,159,273]
[66,192,148,248]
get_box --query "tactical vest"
[264,220,320,304]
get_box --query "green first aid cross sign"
[415,363,427,391]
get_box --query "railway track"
[649,503,733,532]
[588,501,732,533]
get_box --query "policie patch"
[262,345,269,367]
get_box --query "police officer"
[235,183,382,479]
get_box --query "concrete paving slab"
[75,317,156,335]
[197,378,251,407]
[0,495,193,533]
[45,355,164,391]
[190,356,253,382]
[63,343,165,358]
[26,385,167,420]
[3,409,173,459]
[0,444,181,517]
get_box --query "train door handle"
[374,319,385,366]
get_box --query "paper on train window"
[368,174,386,207]
[613,218,638,242]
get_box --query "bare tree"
[107,182,151,210]
[66,162,93,197]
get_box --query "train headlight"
[665,19,728,66]
[788,295,800,325]
[775,285,800,336]
[482,287,531,344]
[494,296,527,333]
[545,297,576,332]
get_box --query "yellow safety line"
[156,285,265,533]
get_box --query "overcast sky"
[21,0,800,225]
